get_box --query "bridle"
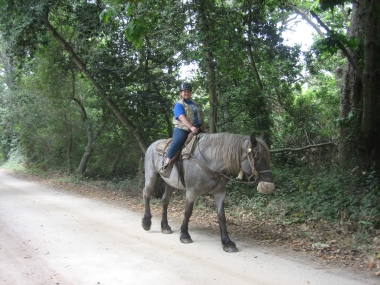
[240,146,272,183]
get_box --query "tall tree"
[310,0,380,169]
[194,0,218,133]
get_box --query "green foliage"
[272,76,339,150]
[123,1,148,49]
[226,161,379,230]
[314,33,358,56]
[99,8,115,23]
[124,18,148,49]
[0,131,12,161]
[100,2,148,49]
[318,0,350,11]
[0,139,25,170]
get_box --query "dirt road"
[0,170,377,285]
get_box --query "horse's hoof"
[142,218,151,231]
[180,237,193,244]
[142,223,151,231]
[223,245,238,252]
[161,228,173,234]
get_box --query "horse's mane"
[198,133,270,176]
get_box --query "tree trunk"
[72,100,104,175]
[195,0,218,133]
[111,148,123,174]
[0,38,14,90]
[164,113,173,138]
[78,148,93,175]
[361,0,379,141]
[339,0,380,168]
[67,128,73,175]
[246,44,263,90]
[246,7,263,91]
[77,119,95,175]
[69,73,94,175]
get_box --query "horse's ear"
[250,133,258,147]
[260,132,266,141]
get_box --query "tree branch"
[246,44,263,90]
[217,110,244,127]
[70,97,87,122]
[270,142,334,153]
[282,15,299,26]
[293,7,325,37]
[310,10,362,76]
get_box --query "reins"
[190,155,221,179]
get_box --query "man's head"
[180,82,192,100]
[180,82,192,92]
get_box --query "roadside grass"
[0,160,25,171]
[224,163,379,242]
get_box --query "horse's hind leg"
[161,185,174,234]
[142,173,158,231]
[180,191,196,244]
[214,192,238,252]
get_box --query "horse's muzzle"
[257,181,275,194]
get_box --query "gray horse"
[142,132,274,252]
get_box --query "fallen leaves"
[312,242,330,250]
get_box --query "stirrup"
[159,163,170,177]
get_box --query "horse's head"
[241,133,274,194]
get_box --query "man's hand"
[178,114,199,133]
[190,126,199,134]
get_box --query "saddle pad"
[155,134,198,159]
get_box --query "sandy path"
[0,170,377,285]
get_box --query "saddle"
[155,132,198,159]
[155,132,199,183]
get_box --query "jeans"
[166,127,189,159]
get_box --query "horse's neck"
[194,135,222,166]
[194,134,246,175]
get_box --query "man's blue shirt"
[173,100,199,125]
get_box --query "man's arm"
[178,114,199,134]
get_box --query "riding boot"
[159,162,171,177]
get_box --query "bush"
[225,160,379,230]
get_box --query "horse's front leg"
[214,192,238,252]
[161,185,174,234]
[180,191,196,243]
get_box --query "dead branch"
[270,142,334,153]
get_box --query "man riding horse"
[159,82,207,177]
[142,81,274,252]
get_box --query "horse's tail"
[144,140,166,199]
